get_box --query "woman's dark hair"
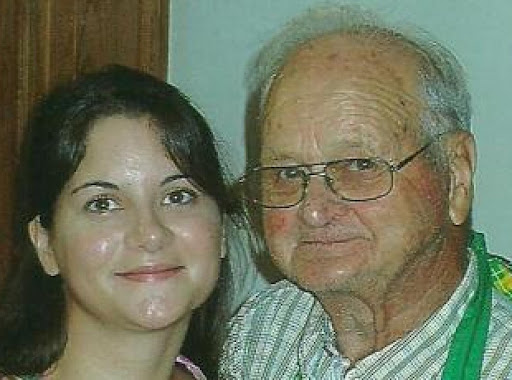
[0,65,240,378]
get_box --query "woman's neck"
[45,309,190,380]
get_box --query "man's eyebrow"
[71,181,119,194]
[160,174,190,187]
[260,148,296,162]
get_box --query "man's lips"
[300,236,367,245]
[297,235,371,254]
[114,265,185,283]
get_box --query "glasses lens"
[246,166,305,207]
[326,158,392,201]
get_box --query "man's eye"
[276,167,303,180]
[346,158,379,171]
[84,196,122,214]
[162,189,198,206]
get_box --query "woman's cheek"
[71,230,121,266]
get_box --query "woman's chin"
[130,295,192,331]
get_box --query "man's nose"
[126,209,171,253]
[298,175,345,227]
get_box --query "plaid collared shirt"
[220,251,512,379]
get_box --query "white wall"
[170,0,512,258]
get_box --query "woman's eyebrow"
[71,180,119,195]
[160,174,190,187]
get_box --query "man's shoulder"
[486,254,512,357]
[488,253,512,301]
[235,279,315,314]
[491,287,512,322]
[221,282,332,378]
[229,279,318,332]
[482,289,512,378]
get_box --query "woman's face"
[30,115,222,331]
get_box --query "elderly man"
[220,6,512,379]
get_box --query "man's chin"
[289,269,360,294]
[287,253,370,292]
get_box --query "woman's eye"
[84,196,122,214]
[162,189,198,206]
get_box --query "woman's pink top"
[176,355,207,380]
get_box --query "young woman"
[0,65,243,379]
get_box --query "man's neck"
[317,242,466,363]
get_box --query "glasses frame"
[240,139,436,209]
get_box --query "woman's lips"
[114,265,185,283]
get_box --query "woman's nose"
[125,209,171,253]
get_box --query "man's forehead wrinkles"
[260,146,289,160]
[267,76,421,114]
[264,101,416,142]
[261,125,396,160]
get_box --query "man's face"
[260,35,452,297]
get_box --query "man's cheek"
[263,212,296,273]
[263,211,294,239]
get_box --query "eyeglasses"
[240,140,435,208]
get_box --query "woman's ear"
[445,131,476,226]
[28,216,60,276]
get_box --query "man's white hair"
[245,5,472,146]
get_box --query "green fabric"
[489,255,512,300]
[441,231,492,379]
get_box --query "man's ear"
[28,216,60,276]
[445,131,476,226]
